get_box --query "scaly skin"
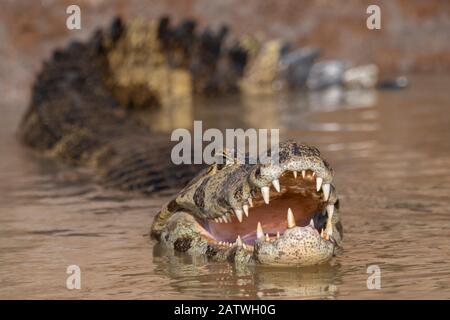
[151,141,343,266]
[19,17,343,267]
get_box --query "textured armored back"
[18,20,204,193]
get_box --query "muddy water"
[0,76,449,299]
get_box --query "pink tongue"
[206,193,321,244]
[207,212,287,244]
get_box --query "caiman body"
[19,18,343,267]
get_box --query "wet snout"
[254,226,334,266]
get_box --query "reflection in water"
[153,244,341,299]
[0,76,449,299]
[241,94,283,130]
[308,87,377,112]
[140,95,194,132]
[135,86,378,134]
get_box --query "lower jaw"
[159,211,335,266]
[253,226,335,266]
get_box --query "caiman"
[18,17,343,267]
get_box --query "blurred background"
[1,0,450,105]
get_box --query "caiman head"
[151,140,342,266]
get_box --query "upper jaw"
[167,141,341,265]
[249,155,333,190]
[206,152,338,240]
[199,142,336,222]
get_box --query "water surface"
[0,76,449,299]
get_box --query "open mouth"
[202,169,336,249]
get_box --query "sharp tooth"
[261,186,270,204]
[302,170,306,178]
[312,171,316,177]
[293,171,298,179]
[235,209,243,223]
[218,217,223,223]
[287,208,296,228]
[326,204,334,217]
[243,204,249,217]
[236,235,243,247]
[272,179,281,192]
[276,232,280,239]
[321,228,324,238]
[316,177,323,192]
[326,204,334,237]
[309,218,315,228]
[243,243,247,250]
[326,222,333,240]
[322,183,331,200]
[256,222,264,239]
[265,233,270,241]
[248,198,253,207]
[227,214,232,223]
